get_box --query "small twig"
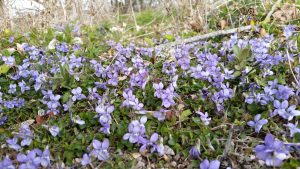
[95,161,104,169]
[286,49,300,87]
[226,2,233,27]
[129,0,139,30]
[111,113,119,125]
[263,0,281,23]
[223,125,234,157]
[155,25,253,50]
[211,124,228,131]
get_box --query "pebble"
[170,161,177,167]
[173,154,180,161]
[163,154,170,162]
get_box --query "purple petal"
[150,133,159,142]
[282,100,289,109]
[17,154,28,162]
[123,133,131,140]
[92,139,102,149]
[273,100,280,108]
[209,160,220,169]
[247,121,255,127]
[254,114,261,121]
[200,159,210,169]
[264,133,275,146]
[101,139,109,149]
[140,116,147,124]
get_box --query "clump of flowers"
[95,104,114,134]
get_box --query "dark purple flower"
[0,115,8,126]
[189,144,201,159]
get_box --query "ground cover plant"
[1,1,300,169]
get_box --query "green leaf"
[233,45,251,70]
[144,37,154,46]
[164,34,175,41]
[62,92,71,103]
[180,109,192,122]
[232,45,240,56]
[0,64,10,74]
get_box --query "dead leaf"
[259,28,267,37]
[177,104,185,111]
[219,20,227,30]
[132,153,141,159]
[36,115,45,125]
[273,4,300,22]
[166,111,174,121]
[164,145,175,155]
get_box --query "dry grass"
[0,0,217,33]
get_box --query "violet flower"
[254,134,289,167]
[286,121,300,137]
[2,56,15,66]
[196,111,211,126]
[152,109,168,121]
[139,133,164,156]
[153,82,164,98]
[283,25,296,39]
[199,159,221,169]
[275,85,294,100]
[71,87,86,101]
[90,138,110,161]
[8,84,17,94]
[17,150,41,169]
[0,156,15,169]
[247,114,268,133]
[6,137,21,150]
[49,126,60,137]
[123,116,147,144]
[72,115,85,125]
[189,146,201,159]
[272,100,300,120]
[95,104,114,134]
[18,81,30,93]
[81,153,91,166]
